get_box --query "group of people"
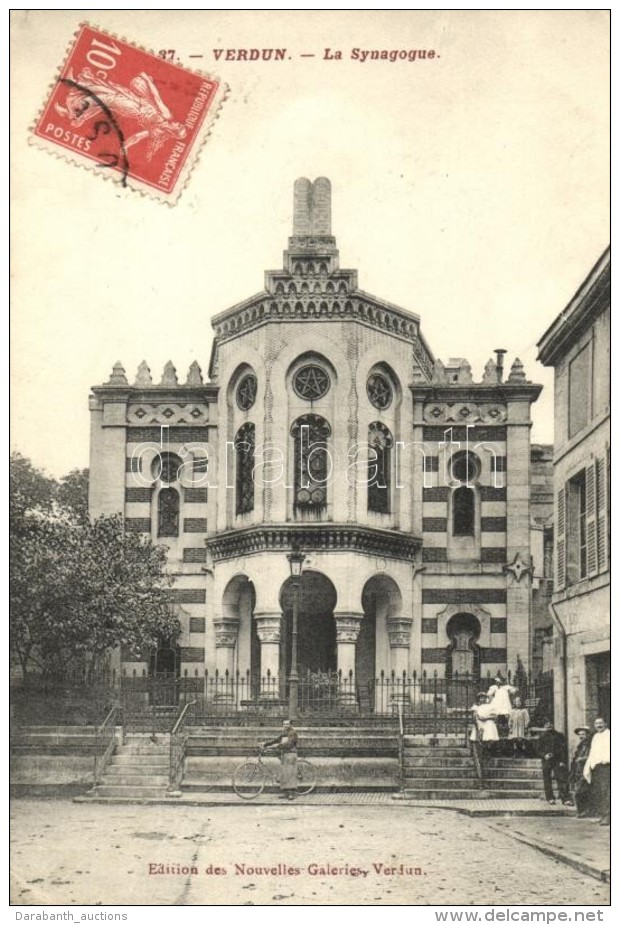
[539,716,610,825]
[469,676,529,749]
[469,677,610,824]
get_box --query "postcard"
[10,9,610,909]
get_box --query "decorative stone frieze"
[206,524,421,563]
[386,618,413,649]
[213,617,240,649]
[423,402,507,424]
[254,614,282,645]
[127,403,208,425]
[334,613,363,644]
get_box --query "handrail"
[390,698,405,792]
[94,705,118,783]
[169,700,196,791]
[471,737,485,785]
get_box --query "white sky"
[11,10,610,477]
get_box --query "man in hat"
[569,726,592,817]
[583,717,610,825]
[261,720,299,800]
[486,675,517,737]
[537,719,571,805]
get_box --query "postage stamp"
[30,24,227,203]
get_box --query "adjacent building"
[537,247,610,731]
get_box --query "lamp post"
[286,548,306,720]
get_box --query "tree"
[10,455,180,680]
[57,468,90,524]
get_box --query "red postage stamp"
[31,24,227,203]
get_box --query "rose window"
[236,374,257,411]
[293,365,330,401]
[367,373,393,410]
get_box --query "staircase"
[401,736,545,800]
[90,734,172,799]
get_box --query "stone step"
[403,776,543,792]
[106,764,168,775]
[481,767,543,780]
[485,758,541,768]
[101,774,169,787]
[403,737,466,746]
[402,788,543,801]
[402,757,476,768]
[403,747,470,757]
[116,745,170,755]
[95,785,169,798]
[402,777,487,790]
[114,755,169,764]
[402,767,477,779]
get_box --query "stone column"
[254,612,281,699]
[387,618,414,676]
[334,612,363,704]
[213,617,239,702]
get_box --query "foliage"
[10,454,179,679]
[57,467,90,524]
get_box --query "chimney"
[292,177,331,236]
[494,349,507,382]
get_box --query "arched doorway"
[362,575,402,711]
[222,575,257,694]
[445,612,481,708]
[149,637,180,705]
[279,571,337,696]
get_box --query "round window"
[367,373,393,410]
[293,365,330,401]
[152,452,182,483]
[451,451,481,484]
[236,374,257,411]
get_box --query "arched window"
[235,423,255,515]
[158,488,180,537]
[291,415,331,510]
[368,422,393,514]
[453,485,475,536]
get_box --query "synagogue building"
[89,178,544,709]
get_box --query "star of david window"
[235,423,255,515]
[368,422,393,514]
[152,452,182,484]
[236,374,257,411]
[291,415,331,510]
[293,365,330,401]
[367,373,393,410]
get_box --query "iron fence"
[11,666,555,736]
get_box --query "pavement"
[10,799,610,905]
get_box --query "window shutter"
[556,487,566,589]
[596,456,608,573]
[585,463,598,577]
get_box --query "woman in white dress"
[470,693,499,746]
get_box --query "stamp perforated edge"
[28,21,229,206]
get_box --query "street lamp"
[286,547,306,720]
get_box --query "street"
[10,800,609,906]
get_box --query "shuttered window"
[556,487,566,589]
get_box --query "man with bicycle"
[262,720,299,800]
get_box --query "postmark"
[30,24,227,203]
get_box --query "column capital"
[213,617,239,649]
[387,617,413,649]
[334,611,364,644]
[254,612,282,644]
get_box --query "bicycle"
[232,748,317,799]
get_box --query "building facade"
[89,178,543,710]
[537,248,610,732]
